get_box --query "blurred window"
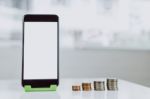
[0,0,150,50]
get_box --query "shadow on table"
[20,92,60,99]
[72,91,118,99]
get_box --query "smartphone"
[22,14,59,88]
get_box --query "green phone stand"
[24,85,57,92]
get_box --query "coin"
[82,83,92,91]
[107,78,118,91]
[72,85,81,91]
[94,81,105,91]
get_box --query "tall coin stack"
[107,79,118,91]
[94,81,105,91]
[82,83,92,91]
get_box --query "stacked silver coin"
[107,79,118,91]
[94,81,105,91]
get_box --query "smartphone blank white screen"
[24,22,57,79]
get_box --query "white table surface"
[0,78,150,99]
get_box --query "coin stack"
[94,81,105,91]
[82,83,92,91]
[72,85,81,91]
[107,79,118,91]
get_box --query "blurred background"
[0,0,150,86]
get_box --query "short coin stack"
[107,78,118,91]
[94,81,105,91]
[82,83,92,91]
[72,85,81,91]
